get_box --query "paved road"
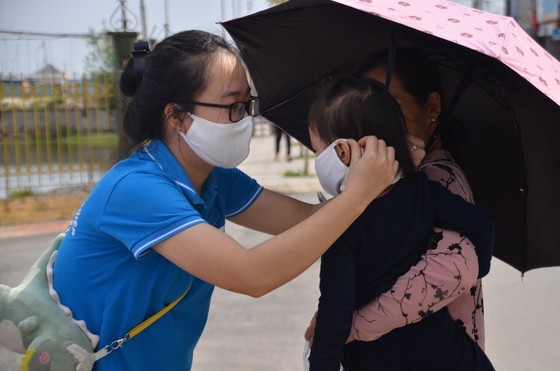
[2,132,560,370]
[2,192,560,370]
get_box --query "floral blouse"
[351,150,486,349]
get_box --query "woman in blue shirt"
[52,30,398,370]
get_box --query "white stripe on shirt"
[226,185,263,217]
[134,218,205,259]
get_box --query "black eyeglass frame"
[189,96,261,123]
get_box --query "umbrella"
[222,0,560,273]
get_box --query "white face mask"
[178,113,253,168]
[314,139,349,196]
[315,138,403,197]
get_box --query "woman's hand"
[407,134,426,169]
[305,311,355,347]
[343,136,398,207]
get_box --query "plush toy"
[0,233,98,371]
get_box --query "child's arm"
[309,238,356,371]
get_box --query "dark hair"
[117,30,237,158]
[355,47,443,107]
[309,76,414,177]
[356,47,466,163]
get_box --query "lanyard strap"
[94,287,189,361]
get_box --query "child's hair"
[309,75,414,177]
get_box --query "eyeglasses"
[190,96,261,123]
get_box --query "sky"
[0,0,507,78]
[0,0,273,77]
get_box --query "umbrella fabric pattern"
[222,0,560,273]
[338,0,560,106]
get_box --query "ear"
[163,103,188,131]
[335,140,351,166]
[426,92,441,120]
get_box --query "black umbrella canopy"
[222,0,560,273]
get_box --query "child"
[308,76,495,371]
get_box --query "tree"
[83,26,117,76]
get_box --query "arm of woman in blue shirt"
[154,138,397,298]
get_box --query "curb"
[0,219,70,240]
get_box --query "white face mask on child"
[315,138,403,197]
[314,139,349,196]
[178,113,253,168]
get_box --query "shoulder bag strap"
[93,287,190,361]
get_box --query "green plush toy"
[0,233,98,371]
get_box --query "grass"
[7,133,119,147]
[59,133,118,146]
[9,188,35,199]
[283,169,305,177]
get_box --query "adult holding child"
[52,30,398,371]
[305,48,489,359]
[307,75,494,370]
[351,48,487,347]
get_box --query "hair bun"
[119,41,150,97]
[131,41,150,74]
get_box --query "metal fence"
[0,73,118,199]
[0,75,278,200]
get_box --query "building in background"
[29,64,65,85]
[536,0,560,56]
[507,0,560,57]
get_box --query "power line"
[0,30,93,39]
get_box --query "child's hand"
[304,311,317,347]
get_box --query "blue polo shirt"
[53,139,263,370]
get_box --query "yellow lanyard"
[94,287,189,361]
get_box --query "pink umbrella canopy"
[223,0,560,273]
[335,0,560,106]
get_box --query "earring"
[431,117,437,124]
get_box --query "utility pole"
[221,0,227,37]
[108,0,139,150]
[164,0,170,38]
[140,0,148,41]
[42,40,48,67]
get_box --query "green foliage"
[60,133,118,146]
[84,26,117,76]
[9,188,35,199]
[45,96,64,109]
[283,169,304,177]
[12,128,118,148]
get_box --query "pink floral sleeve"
[351,150,485,349]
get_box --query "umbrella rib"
[260,89,308,115]
[431,50,550,109]
[427,53,480,152]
